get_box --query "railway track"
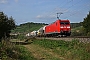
[36,36,90,43]
[11,36,90,45]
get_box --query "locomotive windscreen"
[60,22,69,25]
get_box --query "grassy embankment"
[1,38,90,60]
[0,40,36,60]
[24,38,90,60]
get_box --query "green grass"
[71,26,87,36]
[1,39,90,60]
[32,39,90,60]
[0,41,36,60]
[12,22,46,33]
[17,45,36,60]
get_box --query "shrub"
[0,40,36,60]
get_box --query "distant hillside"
[70,22,86,36]
[70,22,82,28]
[12,22,82,34]
[71,26,85,36]
[12,22,48,34]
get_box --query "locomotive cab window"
[65,22,69,25]
[60,22,69,25]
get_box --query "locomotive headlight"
[67,26,70,28]
[60,26,63,28]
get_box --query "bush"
[71,26,87,36]
[0,40,36,60]
[87,32,90,36]
[0,12,16,40]
[17,34,26,40]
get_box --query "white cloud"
[36,14,56,19]
[14,0,18,3]
[36,15,43,19]
[0,0,19,4]
[0,0,8,4]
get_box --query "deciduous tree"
[83,11,90,36]
[0,12,16,41]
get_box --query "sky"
[0,0,90,25]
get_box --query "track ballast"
[36,36,90,43]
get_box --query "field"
[0,38,90,60]
[9,38,90,60]
[24,38,90,60]
[0,40,36,60]
[12,22,47,33]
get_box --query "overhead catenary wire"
[49,0,84,19]
[38,0,90,23]
[63,0,90,19]
[49,0,89,21]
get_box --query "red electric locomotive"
[44,19,71,37]
[37,13,71,37]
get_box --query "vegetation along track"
[36,36,90,43]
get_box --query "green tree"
[83,11,90,36]
[0,12,16,41]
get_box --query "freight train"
[37,19,71,37]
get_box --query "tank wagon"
[37,19,71,37]
[37,26,46,37]
[30,31,37,36]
